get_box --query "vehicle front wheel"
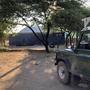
[57,61,70,85]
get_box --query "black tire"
[57,61,70,85]
[49,43,55,48]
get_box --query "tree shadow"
[0,50,89,90]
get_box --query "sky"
[84,0,90,7]
[13,0,90,33]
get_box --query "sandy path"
[0,49,89,90]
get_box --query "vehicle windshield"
[78,32,90,49]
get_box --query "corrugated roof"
[19,26,42,33]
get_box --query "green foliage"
[0,47,10,51]
[57,0,82,10]
[0,0,57,52]
[0,22,7,41]
[11,32,18,37]
[0,21,15,42]
[80,7,90,17]
[52,9,83,32]
[51,0,90,33]
[0,0,89,52]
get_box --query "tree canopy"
[51,0,90,47]
[0,0,90,51]
[51,0,90,33]
[0,0,59,52]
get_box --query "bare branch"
[33,17,46,42]
[27,25,46,45]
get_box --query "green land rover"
[55,26,90,85]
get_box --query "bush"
[0,47,10,51]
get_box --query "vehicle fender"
[55,56,71,71]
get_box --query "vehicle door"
[76,31,90,78]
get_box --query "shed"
[9,26,65,46]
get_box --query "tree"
[0,21,14,46]
[0,0,60,52]
[51,0,90,47]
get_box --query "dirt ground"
[0,46,89,90]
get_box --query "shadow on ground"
[0,50,89,90]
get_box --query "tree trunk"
[46,22,51,41]
[70,34,72,45]
[26,22,51,53]
[45,21,51,52]
[76,33,79,45]
[3,40,5,47]
[65,32,71,48]
[45,44,49,53]
[27,26,49,52]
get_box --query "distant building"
[9,26,65,46]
